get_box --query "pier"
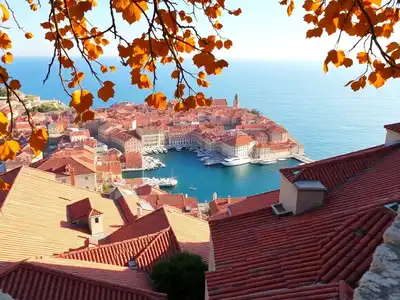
[291,154,315,164]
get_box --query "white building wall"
[57,173,97,191]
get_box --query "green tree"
[250,109,260,116]
[151,252,208,300]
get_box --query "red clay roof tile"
[384,122,400,134]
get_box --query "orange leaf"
[25,32,34,39]
[0,66,9,83]
[223,40,233,49]
[356,52,369,64]
[101,65,108,73]
[1,52,13,64]
[97,81,115,102]
[82,110,95,123]
[350,81,361,91]
[69,90,93,113]
[0,111,9,135]
[29,128,48,157]
[61,39,74,50]
[0,4,10,22]
[122,1,148,24]
[0,178,10,191]
[0,140,21,161]
[368,72,386,89]
[287,0,295,16]
[174,101,184,112]
[171,70,180,79]
[230,8,242,16]
[343,58,353,68]
[0,32,11,49]
[386,42,398,53]
[138,74,151,89]
[9,79,21,90]
[198,71,206,79]
[145,92,167,109]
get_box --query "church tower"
[233,93,240,108]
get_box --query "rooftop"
[384,122,400,134]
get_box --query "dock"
[291,154,315,164]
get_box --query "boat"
[259,159,277,165]
[221,157,251,167]
[189,185,197,191]
[197,152,205,157]
[277,158,286,161]
[153,149,159,154]
[200,156,210,161]
[176,146,182,151]
[204,159,221,166]
[163,148,168,153]
[142,177,178,187]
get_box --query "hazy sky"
[10,1,358,61]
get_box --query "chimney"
[66,164,75,186]
[137,206,143,218]
[279,174,327,215]
[88,212,105,239]
[228,195,231,204]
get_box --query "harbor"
[123,149,300,202]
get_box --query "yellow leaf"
[9,79,21,90]
[25,32,34,39]
[0,140,21,161]
[145,92,167,109]
[110,66,117,72]
[69,90,93,113]
[0,111,9,135]
[287,0,295,16]
[29,128,48,157]
[174,101,184,112]
[122,1,148,24]
[0,178,10,191]
[97,81,115,102]
[1,52,13,64]
[0,4,10,22]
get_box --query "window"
[86,186,89,189]
[62,179,66,183]
[85,176,89,180]
[94,217,99,223]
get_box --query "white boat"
[277,158,286,161]
[259,159,277,165]
[204,159,221,166]
[176,146,182,151]
[142,177,178,187]
[153,149,159,154]
[200,156,210,161]
[189,185,197,191]
[221,157,251,167]
[163,148,168,153]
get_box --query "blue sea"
[9,57,400,201]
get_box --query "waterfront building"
[204,128,400,300]
[109,128,142,153]
[68,128,90,143]
[121,151,143,170]
[167,125,197,146]
[384,122,400,143]
[233,93,240,108]
[136,127,167,149]
[268,125,289,142]
[97,121,122,142]
[211,98,228,107]
[219,135,255,158]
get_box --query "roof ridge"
[13,260,166,298]
[162,205,207,224]
[0,167,24,213]
[135,228,181,261]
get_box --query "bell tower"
[233,93,240,108]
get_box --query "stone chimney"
[88,211,105,239]
[66,164,75,186]
[279,174,327,215]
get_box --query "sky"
[7,0,361,61]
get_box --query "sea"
[8,57,400,202]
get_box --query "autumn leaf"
[100,65,108,73]
[223,40,233,49]
[29,128,48,157]
[0,4,10,22]
[368,72,386,89]
[231,8,242,16]
[69,90,94,113]
[81,110,95,123]
[174,101,184,112]
[1,52,13,64]
[25,32,34,39]
[0,140,21,161]
[0,112,9,135]
[0,32,11,50]
[386,42,398,53]
[110,66,117,72]
[171,70,180,79]
[0,66,9,83]
[356,52,369,64]
[0,178,10,191]
[343,58,353,68]
[145,92,167,109]
[287,1,295,16]
[9,79,21,90]
[350,81,361,91]
[98,81,115,102]
[122,1,148,24]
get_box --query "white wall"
[386,129,400,143]
[58,173,97,191]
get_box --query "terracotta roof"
[220,281,354,300]
[106,206,210,262]
[67,197,103,222]
[206,142,400,300]
[222,135,254,147]
[0,167,126,272]
[57,229,180,273]
[209,197,245,215]
[135,184,167,196]
[141,193,198,212]
[384,122,400,134]
[0,257,167,300]
[211,99,228,107]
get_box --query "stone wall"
[353,209,400,300]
